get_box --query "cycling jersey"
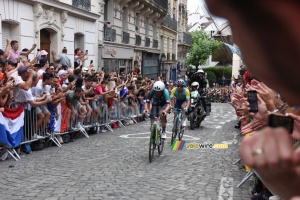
[170,87,190,101]
[147,88,170,106]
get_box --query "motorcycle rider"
[170,79,190,128]
[189,69,209,115]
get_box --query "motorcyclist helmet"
[191,82,199,89]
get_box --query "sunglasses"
[49,68,55,70]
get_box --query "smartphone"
[247,90,258,112]
[268,114,294,134]
[90,60,93,64]
[86,50,88,53]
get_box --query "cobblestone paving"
[0,103,252,200]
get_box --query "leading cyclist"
[170,79,190,127]
[144,81,170,139]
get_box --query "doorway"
[40,29,51,61]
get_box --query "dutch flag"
[0,104,24,148]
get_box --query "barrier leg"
[5,149,19,161]
[237,170,254,188]
[46,131,62,147]
[234,158,241,165]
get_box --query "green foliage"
[206,71,216,86]
[186,30,222,69]
[203,67,232,81]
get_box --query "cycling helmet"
[197,69,204,73]
[177,79,186,86]
[191,82,199,89]
[153,81,165,91]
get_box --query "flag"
[223,43,243,58]
[0,104,24,148]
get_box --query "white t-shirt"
[34,80,51,97]
[9,71,24,87]
[37,69,45,77]
[14,87,34,103]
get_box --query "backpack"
[21,143,32,154]
[88,127,98,134]
[31,140,45,151]
[62,134,70,143]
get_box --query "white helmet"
[197,69,204,73]
[191,82,199,89]
[153,81,165,91]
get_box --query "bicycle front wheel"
[178,125,184,141]
[171,118,179,146]
[149,125,156,163]
[158,137,164,155]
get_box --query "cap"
[18,65,29,76]
[58,70,67,76]
[83,67,89,72]
[132,78,137,81]
[40,50,48,56]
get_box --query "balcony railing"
[72,0,91,11]
[122,31,130,44]
[167,53,170,60]
[145,37,150,47]
[135,35,141,46]
[178,32,192,45]
[104,27,116,42]
[153,0,168,11]
[172,53,176,60]
[161,15,177,32]
[153,39,158,48]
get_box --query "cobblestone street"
[0,103,252,200]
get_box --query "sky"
[187,0,227,30]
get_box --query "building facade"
[0,0,100,67]
[160,0,178,81]
[101,0,168,78]
[177,0,192,78]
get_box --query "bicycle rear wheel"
[149,125,156,163]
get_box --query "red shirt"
[94,85,105,95]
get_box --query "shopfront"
[102,46,134,74]
[141,51,160,79]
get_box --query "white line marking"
[218,177,234,200]
[119,132,200,140]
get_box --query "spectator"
[51,47,71,69]
[7,39,37,63]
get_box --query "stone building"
[0,0,100,67]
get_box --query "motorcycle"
[187,90,207,130]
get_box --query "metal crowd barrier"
[1,97,147,162]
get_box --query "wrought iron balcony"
[153,0,168,11]
[153,39,158,48]
[104,27,116,42]
[161,15,177,32]
[145,37,150,47]
[178,32,192,45]
[135,35,141,46]
[167,53,170,60]
[172,53,176,60]
[122,31,130,44]
[72,0,91,11]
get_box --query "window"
[2,23,11,49]
[104,0,114,26]
[74,33,84,52]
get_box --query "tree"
[186,30,222,71]
[206,71,216,87]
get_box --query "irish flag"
[0,104,24,148]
